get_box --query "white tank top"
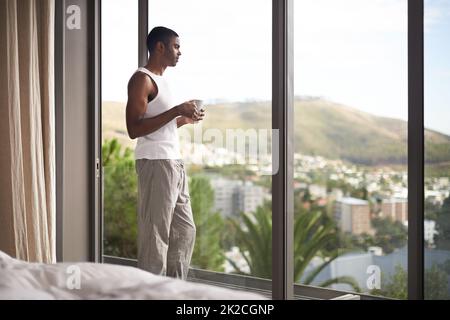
[134,67,181,160]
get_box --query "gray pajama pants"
[135,159,196,280]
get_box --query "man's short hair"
[147,26,179,53]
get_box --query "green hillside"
[102,98,450,167]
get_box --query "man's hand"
[176,101,200,119]
[177,116,194,127]
[176,101,205,128]
[192,108,205,122]
[177,109,205,127]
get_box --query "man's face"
[163,36,181,67]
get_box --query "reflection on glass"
[424,0,450,300]
[294,0,408,299]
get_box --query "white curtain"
[0,0,55,263]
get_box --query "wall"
[56,0,97,262]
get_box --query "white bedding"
[0,251,266,300]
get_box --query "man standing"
[126,26,204,279]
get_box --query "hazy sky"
[102,0,450,135]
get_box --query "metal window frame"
[138,0,148,67]
[272,0,294,300]
[89,0,102,263]
[408,0,424,300]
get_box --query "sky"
[102,0,450,135]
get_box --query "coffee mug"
[192,99,205,111]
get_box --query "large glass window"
[101,0,139,258]
[148,0,272,290]
[294,0,408,299]
[424,0,450,300]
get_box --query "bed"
[0,251,267,300]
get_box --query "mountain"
[102,98,450,167]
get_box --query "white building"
[375,197,408,223]
[235,181,266,215]
[334,197,373,235]
[210,177,268,217]
[403,219,438,246]
[425,220,438,246]
[210,177,241,217]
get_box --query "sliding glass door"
[293,0,408,299]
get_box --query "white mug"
[192,99,205,111]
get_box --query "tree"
[371,264,407,299]
[102,140,227,269]
[102,139,138,258]
[350,186,368,200]
[436,195,450,250]
[302,188,312,203]
[371,217,407,254]
[189,175,226,271]
[294,210,360,290]
[425,198,440,221]
[228,201,360,291]
[228,202,272,278]
[425,264,450,300]
[371,264,450,300]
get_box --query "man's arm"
[177,117,188,128]
[126,73,199,139]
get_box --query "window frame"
[408,0,425,300]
